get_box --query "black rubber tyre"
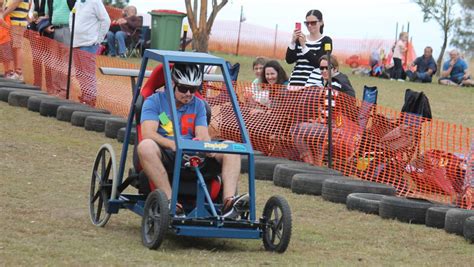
[379,196,436,224]
[116,127,136,145]
[464,216,474,243]
[240,155,270,173]
[7,90,47,107]
[257,159,309,181]
[71,111,113,127]
[291,173,349,195]
[141,189,170,249]
[444,208,474,236]
[27,95,58,112]
[425,206,452,229]
[57,105,109,122]
[274,164,341,189]
[0,81,39,89]
[104,117,128,138]
[89,144,116,227]
[322,179,396,204]
[84,115,118,132]
[346,193,385,215]
[39,99,76,117]
[262,195,292,253]
[0,78,24,84]
[0,87,42,102]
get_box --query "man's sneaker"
[168,200,186,218]
[221,193,250,219]
[119,54,127,59]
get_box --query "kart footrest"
[174,225,261,239]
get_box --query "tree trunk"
[436,28,449,77]
[193,31,209,52]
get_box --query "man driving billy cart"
[137,63,249,218]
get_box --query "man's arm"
[195,125,211,141]
[441,61,453,78]
[141,120,176,151]
[95,0,111,44]
[193,100,211,141]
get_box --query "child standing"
[0,12,15,79]
[392,32,408,81]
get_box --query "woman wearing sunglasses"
[286,9,332,87]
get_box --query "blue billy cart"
[89,50,292,252]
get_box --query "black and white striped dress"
[285,35,332,87]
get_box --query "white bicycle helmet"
[172,63,203,87]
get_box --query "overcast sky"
[130,0,458,57]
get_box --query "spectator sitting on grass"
[438,49,474,87]
[406,46,437,83]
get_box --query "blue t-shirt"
[141,92,207,140]
[443,59,468,82]
[414,56,437,75]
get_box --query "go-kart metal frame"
[89,50,291,252]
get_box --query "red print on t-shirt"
[181,114,196,135]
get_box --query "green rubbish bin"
[149,9,187,51]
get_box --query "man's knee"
[116,31,127,39]
[137,139,161,160]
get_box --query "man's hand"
[168,142,176,152]
[449,59,456,67]
[116,18,127,25]
[45,25,55,33]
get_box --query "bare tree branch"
[184,0,198,32]
[183,0,228,51]
[207,0,228,34]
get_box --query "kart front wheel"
[262,195,292,253]
[141,189,170,249]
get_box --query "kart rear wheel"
[89,144,116,227]
[141,189,170,249]
[262,195,292,253]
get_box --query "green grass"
[1,101,474,265]
[127,53,473,128]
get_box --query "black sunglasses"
[174,84,198,94]
[304,20,319,26]
[319,66,329,71]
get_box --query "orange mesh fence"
[208,20,414,67]
[203,82,473,209]
[0,26,471,209]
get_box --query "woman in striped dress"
[286,9,332,87]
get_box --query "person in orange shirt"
[0,13,15,79]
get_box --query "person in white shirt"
[70,0,110,106]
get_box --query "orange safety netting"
[0,25,472,209]
[202,82,473,209]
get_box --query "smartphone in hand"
[295,22,301,31]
